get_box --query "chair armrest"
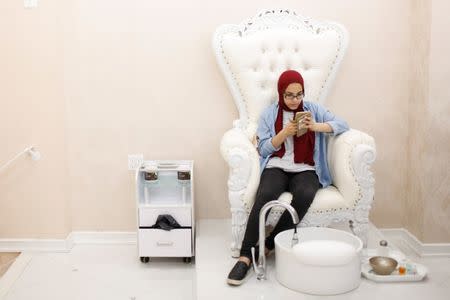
[327,129,376,209]
[220,123,261,212]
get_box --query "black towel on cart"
[151,214,181,231]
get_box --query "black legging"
[239,168,321,259]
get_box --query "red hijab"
[272,70,315,165]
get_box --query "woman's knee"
[256,186,282,204]
[291,186,318,204]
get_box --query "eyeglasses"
[284,92,304,100]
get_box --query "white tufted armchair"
[213,9,376,258]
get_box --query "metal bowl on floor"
[369,256,398,275]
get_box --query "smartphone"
[294,111,311,137]
[294,111,311,123]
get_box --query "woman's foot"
[227,257,251,286]
[226,247,272,286]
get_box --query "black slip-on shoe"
[227,261,251,286]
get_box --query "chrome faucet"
[251,200,300,280]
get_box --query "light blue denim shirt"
[256,101,349,188]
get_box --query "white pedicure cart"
[136,160,195,263]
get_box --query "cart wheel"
[183,257,192,263]
[140,257,150,263]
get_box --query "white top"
[266,111,316,173]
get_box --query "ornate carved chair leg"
[230,208,248,258]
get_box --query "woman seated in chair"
[227,70,349,286]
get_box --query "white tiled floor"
[1,219,449,300]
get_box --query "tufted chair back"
[213,9,348,138]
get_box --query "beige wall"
[1,0,448,241]
[406,0,431,242]
[424,0,450,242]
[406,0,450,243]
[0,0,70,238]
[62,0,411,231]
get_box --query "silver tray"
[361,261,427,282]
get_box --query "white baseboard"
[1,226,448,257]
[380,228,450,257]
[0,232,137,253]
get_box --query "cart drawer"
[139,206,191,227]
[138,228,191,257]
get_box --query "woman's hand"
[282,120,298,137]
[302,116,317,131]
[271,120,297,149]
[302,116,333,133]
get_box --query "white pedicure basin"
[275,227,363,295]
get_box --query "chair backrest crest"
[213,9,348,136]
